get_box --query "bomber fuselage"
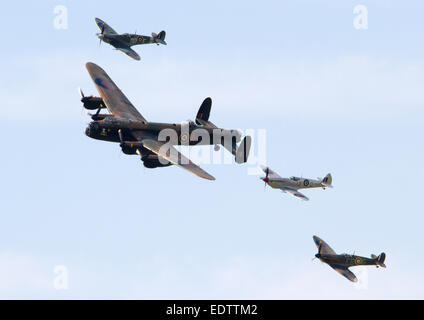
[85,118,241,147]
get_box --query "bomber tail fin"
[235,136,252,164]
[321,173,333,188]
[195,97,250,164]
[196,97,213,126]
[372,252,386,268]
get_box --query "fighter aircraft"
[259,166,333,201]
[94,18,166,61]
[313,236,386,282]
[79,62,252,180]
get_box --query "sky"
[0,0,424,299]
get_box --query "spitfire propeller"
[97,23,105,46]
[261,166,270,189]
[312,243,323,261]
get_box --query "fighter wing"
[281,187,309,201]
[259,165,282,179]
[85,62,146,121]
[313,236,336,255]
[329,265,358,283]
[95,18,118,35]
[141,139,215,181]
[118,48,141,61]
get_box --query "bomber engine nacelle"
[118,143,173,168]
[79,88,106,110]
[142,154,172,169]
[121,144,138,155]
[82,96,105,110]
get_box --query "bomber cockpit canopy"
[290,176,301,181]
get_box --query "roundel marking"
[180,133,189,143]
[95,78,108,89]
[304,179,310,187]
[355,257,362,265]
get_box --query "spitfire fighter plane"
[95,18,166,61]
[80,62,252,180]
[260,166,333,201]
[313,236,386,282]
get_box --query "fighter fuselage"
[98,33,158,49]
[265,177,325,190]
[317,254,378,268]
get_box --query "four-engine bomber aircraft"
[95,18,166,61]
[80,62,251,180]
[313,236,386,282]
[260,166,333,201]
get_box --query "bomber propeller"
[78,87,88,115]
[78,87,104,119]
[78,87,86,102]
[78,87,92,111]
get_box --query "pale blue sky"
[0,1,423,299]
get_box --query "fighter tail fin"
[321,173,333,188]
[153,31,167,45]
[372,252,386,268]
[158,31,166,41]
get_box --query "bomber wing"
[329,265,358,282]
[313,236,336,255]
[281,187,309,201]
[141,139,215,181]
[118,47,141,61]
[85,62,146,121]
[95,18,118,35]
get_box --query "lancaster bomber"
[80,62,251,180]
[95,18,166,60]
[313,236,386,282]
[260,166,333,201]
